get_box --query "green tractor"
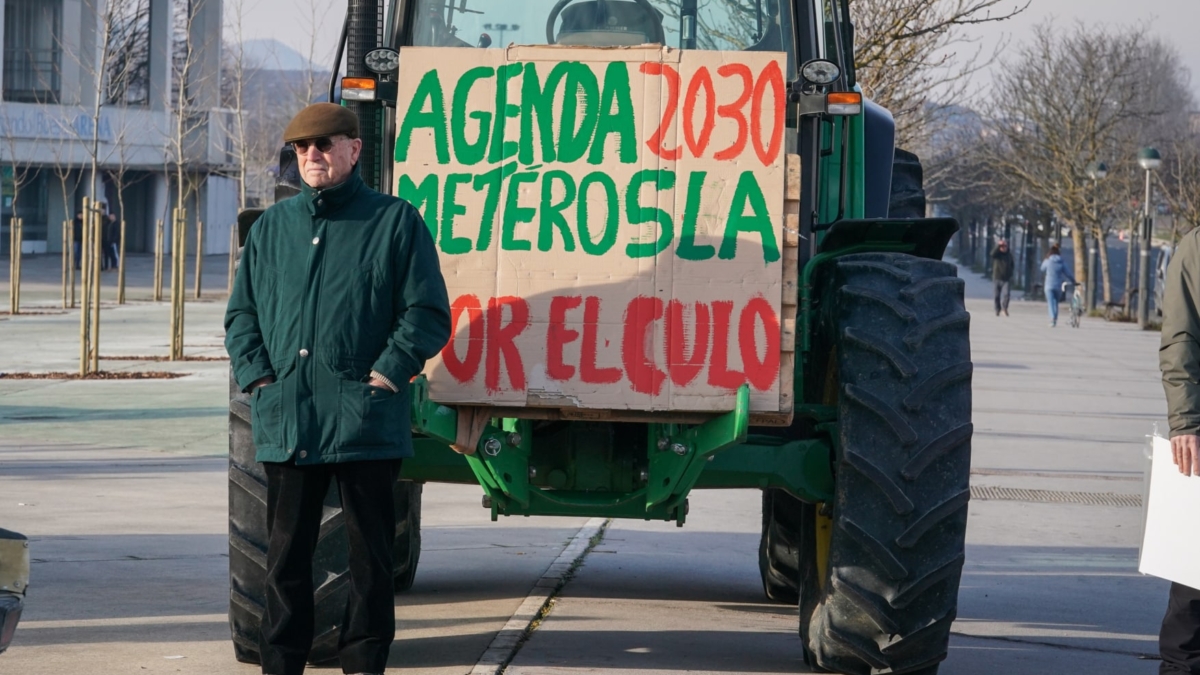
[228,1,971,673]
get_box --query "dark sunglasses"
[292,136,340,153]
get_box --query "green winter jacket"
[1161,229,1200,437]
[225,169,451,464]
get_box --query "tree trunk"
[984,217,994,276]
[1098,231,1113,305]
[1071,225,1086,287]
[1124,221,1136,315]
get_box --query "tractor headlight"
[800,59,840,86]
[364,48,400,75]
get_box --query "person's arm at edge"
[370,205,452,390]
[225,222,275,392]
[1160,230,1200,474]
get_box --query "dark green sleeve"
[371,206,452,385]
[1160,230,1200,437]
[224,225,275,392]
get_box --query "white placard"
[1140,435,1200,588]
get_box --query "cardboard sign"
[394,45,791,414]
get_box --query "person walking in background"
[72,212,83,270]
[1157,226,1200,672]
[991,239,1014,316]
[1040,244,1075,327]
[102,213,120,271]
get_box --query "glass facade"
[3,0,63,104]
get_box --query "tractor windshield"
[409,0,795,73]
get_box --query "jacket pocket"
[251,380,284,450]
[338,379,406,448]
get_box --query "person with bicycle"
[1040,244,1076,327]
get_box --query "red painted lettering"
[581,296,622,383]
[485,296,529,393]
[442,294,484,382]
[665,300,709,386]
[622,296,665,395]
[683,67,716,157]
[547,295,582,380]
[739,296,780,390]
[713,63,753,161]
[751,60,785,166]
[707,300,745,389]
[639,63,682,160]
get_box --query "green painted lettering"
[472,161,519,251]
[451,66,494,165]
[487,63,523,164]
[520,62,567,165]
[558,64,600,164]
[589,62,637,165]
[624,169,675,258]
[538,170,577,252]
[398,173,439,237]
[677,171,714,260]
[440,173,474,254]
[501,172,539,251]
[719,171,780,263]
[395,69,450,164]
[577,172,619,256]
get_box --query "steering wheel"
[545,0,666,45]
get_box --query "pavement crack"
[950,631,1159,659]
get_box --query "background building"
[0,0,235,257]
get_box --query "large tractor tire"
[392,480,422,592]
[801,252,972,675]
[758,487,804,604]
[227,383,350,665]
[227,382,427,665]
[758,147,932,607]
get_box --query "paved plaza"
[0,251,1176,674]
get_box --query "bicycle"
[1064,281,1085,328]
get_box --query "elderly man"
[225,103,451,675]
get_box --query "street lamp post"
[1138,147,1162,328]
[1085,161,1108,313]
[482,23,520,46]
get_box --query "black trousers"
[993,279,1011,314]
[1161,582,1200,673]
[260,459,401,675]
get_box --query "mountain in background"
[239,39,316,71]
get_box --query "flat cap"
[283,103,359,143]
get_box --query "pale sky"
[231,0,1200,100]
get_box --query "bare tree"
[47,0,151,370]
[46,134,81,308]
[0,108,39,315]
[291,0,336,107]
[1159,125,1200,242]
[980,22,1192,300]
[164,0,224,358]
[849,0,1027,149]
